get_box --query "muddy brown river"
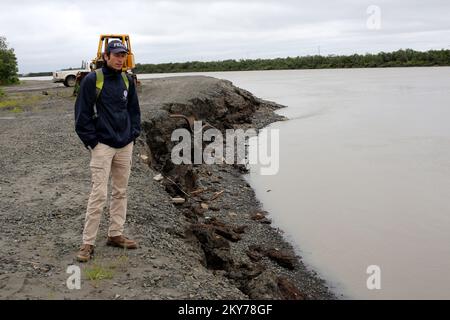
[232,67,450,299]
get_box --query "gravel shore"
[0,77,336,300]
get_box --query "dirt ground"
[0,77,336,300]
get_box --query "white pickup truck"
[53,61,90,87]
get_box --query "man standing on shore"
[74,40,141,262]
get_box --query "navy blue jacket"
[75,66,141,149]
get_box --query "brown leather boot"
[106,235,138,249]
[76,244,94,262]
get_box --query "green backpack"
[92,68,129,119]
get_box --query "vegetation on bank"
[134,49,450,74]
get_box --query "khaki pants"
[82,142,133,245]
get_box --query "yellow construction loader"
[73,34,137,95]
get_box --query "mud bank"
[0,77,335,299]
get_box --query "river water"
[205,67,450,300]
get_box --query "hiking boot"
[76,244,94,262]
[106,235,138,249]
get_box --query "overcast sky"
[1,0,449,73]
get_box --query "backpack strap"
[93,69,104,119]
[121,72,130,91]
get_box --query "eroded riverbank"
[0,77,335,299]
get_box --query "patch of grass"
[10,106,23,113]
[22,94,43,105]
[0,93,42,112]
[0,99,19,109]
[85,263,115,281]
[109,254,129,272]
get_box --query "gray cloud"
[1,0,448,73]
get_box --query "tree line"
[20,72,53,77]
[134,49,450,74]
[2,36,450,84]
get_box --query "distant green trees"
[0,37,19,85]
[134,49,450,74]
[21,72,53,77]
